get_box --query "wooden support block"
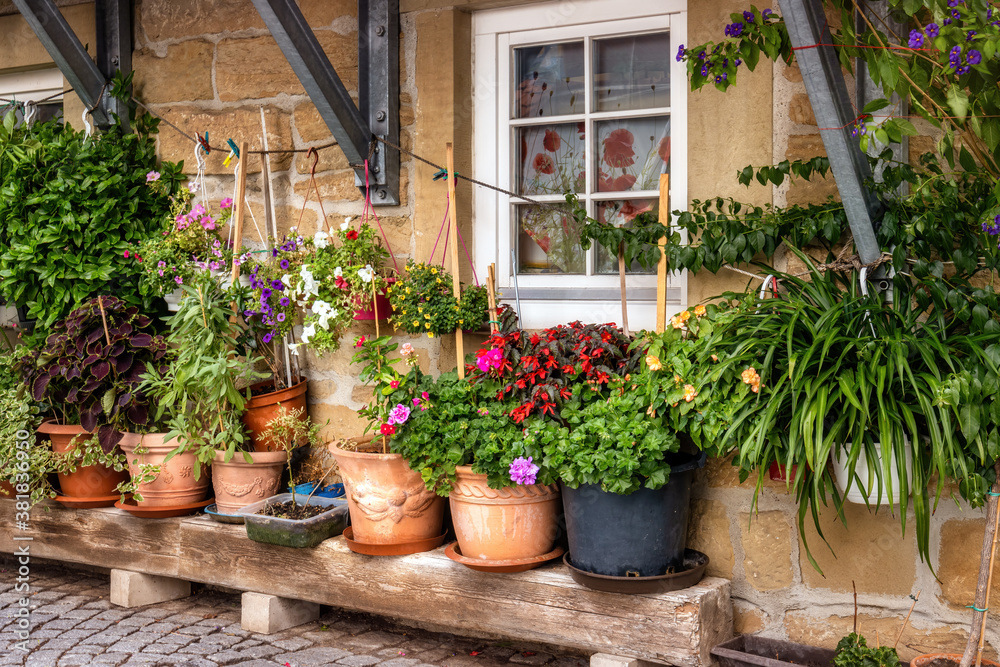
[242,592,320,634]
[110,569,190,608]
[591,654,641,667]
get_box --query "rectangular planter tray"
[712,636,910,667]
[238,493,349,548]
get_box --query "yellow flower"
[425,322,431,328]
[431,268,438,274]
[670,315,685,330]
[674,374,681,384]
[428,332,435,338]
[679,310,691,322]
[424,314,431,319]
[436,278,442,284]
[694,305,706,317]
[412,320,420,327]
[645,355,662,371]
[683,384,698,402]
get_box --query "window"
[0,68,64,125]
[474,0,687,329]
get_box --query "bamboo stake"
[894,591,920,650]
[961,459,1000,667]
[230,141,249,286]
[487,263,499,334]
[446,143,465,378]
[373,278,380,340]
[618,242,629,337]
[656,174,670,333]
[96,296,111,346]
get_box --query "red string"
[791,43,935,52]
[429,192,450,263]
[363,160,400,273]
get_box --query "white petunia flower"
[357,264,375,283]
[301,324,316,344]
[314,230,330,250]
[334,266,343,279]
[187,180,200,193]
[341,217,353,231]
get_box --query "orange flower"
[683,384,698,402]
[542,129,562,152]
[670,315,686,330]
[741,367,762,392]
[533,153,555,175]
[694,305,707,317]
[602,128,636,168]
[645,355,662,371]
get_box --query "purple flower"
[146,171,160,182]
[277,313,286,322]
[261,288,273,299]
[908,30,924,48]
[967,30,977,41]
[280,297,290,307]
[725,21,744,38]
[949,45,962,69]
[957,65,971,75]
[700,63,708,76]
[271,279,284,291]
[734,58,742,66]
[675,44,685,62]
[968,49,982,65]
[944,17,952,25]
[952,9,960,19]
[244,310,255,318]
[762,8,772,18]
[387,404,411,426]
[925,23,939,38]
[174,276,183,285]
[262,332,273,344]
[280,259,290,270]
[509,457,539,486]
[948,0,961,6]
[743,10,754,23]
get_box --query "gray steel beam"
[357,0,400,205]
[13,0,111,128]
[778,0,883,264]
[250,0,378,194]
[95,0,131,129]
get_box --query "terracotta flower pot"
[449,465,560,561]
[911,655,1000,667]
[118,433,210,507]
[40,420,128,499]
[242,377,309,452]
[0,481,15,498]
[212,449,286,514]
[329,441,445,545]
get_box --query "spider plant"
[711,251,962,571]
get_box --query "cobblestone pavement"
[0,559,589,667]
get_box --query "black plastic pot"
[562,450,705,577]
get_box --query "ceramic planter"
[563,451,705,577]
[353,278,394,320]
[119,433,210,507]
[242,377,309,452]
[831,438,913,507]
[40,421,127,501]
[164,288,184,312]
[449,466,560,561]
[329,442,445,547]
[212,449,286,514]
[239,493,349,548]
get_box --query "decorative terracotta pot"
[449,465,560,561]
[40,421,127,499]
[118,433,210,507]
[911,655,1000,667]
[212,449,286,514]
[242,377,309,452]
[329,441,445,545]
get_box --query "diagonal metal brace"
[13,0,112,128]
[251,0,400,205]
[778,0,883,265]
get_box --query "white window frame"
[473,0,688,330]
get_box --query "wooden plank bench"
[0,499,732,666]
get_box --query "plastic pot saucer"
[563,549,709,594]
[445,542,564,573]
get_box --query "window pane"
[594,199,658,275]
[593,32,670,112]
[517,205,585,275]
[517,123,586,196]
[515,42,585,119]
[595,117,670,193]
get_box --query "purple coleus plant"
[16,296,169,452]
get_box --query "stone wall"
[0,0,995,659]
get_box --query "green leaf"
[946,84,970,121]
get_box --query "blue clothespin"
[433,168,459,181]
[227,138,240,159]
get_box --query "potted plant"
[0,86,184,343]
[0,346,53,505]
[389,362,561,567]
[328,335,446,554]
[137,275,265,511]
[15,295,169,504]
[135,177,238,311]
[237,406,347,547]
[386,260,491,338]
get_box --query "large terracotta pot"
[329,441,445,545]
[211,449,286,514]
[450,465,560,561]
[242,377,309,452]
[118,433,210,507]
[40,421,127,499]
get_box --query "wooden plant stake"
[961,459,1000,667]
[894,590,920,649]
[487,263,499,334]
[230,141,249,287]
[618,241,629,337]
[372,278,380,339]
[446,143,465,379]
[96,296,111,346]
[656,174,670,333]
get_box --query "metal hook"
[307,147,319,176]
[81,107,93,138]
[23,101,36,127]
[758,275,777,300]
[193,139,206,172]
[859,266,870,297]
